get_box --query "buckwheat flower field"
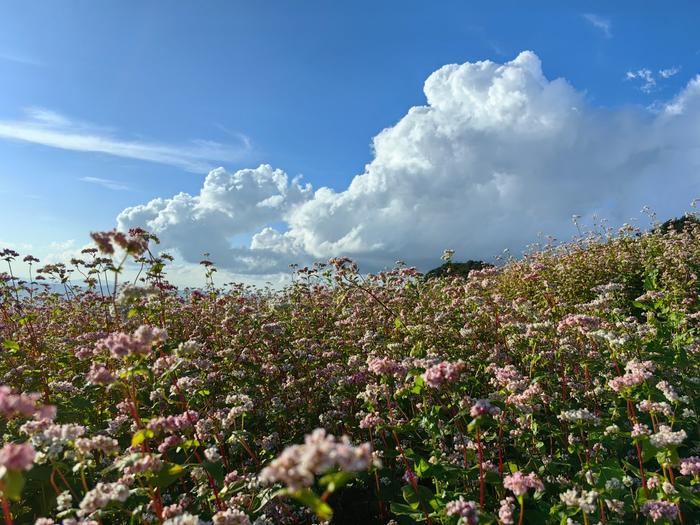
[1,221,699,525]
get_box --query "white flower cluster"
[212,508,251,525]
[558,408,600,426]
[224,394,254,427]
[23,422,86,460]
[559,488,598,513]
[259,428,378,491]
[649,425,687,448]
[163,514,203,525]
[78,482,130,516]
[74,435,119,455]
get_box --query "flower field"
[1,220,699,525]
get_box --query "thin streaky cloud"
[80,176,131,191]
[0,107,253,173]
[582,14,612,38]
[213,123,253,150]
[0,51,43,67]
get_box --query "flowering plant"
[0,218,699,523]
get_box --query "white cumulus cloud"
[659,66,681,79]
[117,164,312,273]
[116,51,700,276]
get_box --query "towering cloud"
[117,164,312,273]
[117,51,700,275]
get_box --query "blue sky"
[1,1,699,280]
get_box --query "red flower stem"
[625,398,649,497]
[173,382,225,511]
[476,427,485,510]
[1,497,12,525]
[497,423,504,477]
[53,466,79,501]
[634,442,648,497]
[369,427,386,522]
[391,430,433,525]
[517,496,525,525]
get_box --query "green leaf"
[484,470,502,484]
[121,366,150,379]
[131,429,155,447]
[251,487,277,513]
[1,340,19,351]
[202,461,224,485]
[411,375,425,394]
[1,469,25,501]
[675,483,700,507]
[178,439,200,452]
[641,440,657,462]
[286,488,333,520]
[410,341,425,358]
[154,463,186,489]
[656,447,679,468]
[414,457,431,477]
[318,470,355,493]
[389,501,426,519]
[402,484,437,511]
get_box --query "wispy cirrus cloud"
[80,176,131,191]
[0,51,43,67]
[0,107,253,173]
[582,14,612,38]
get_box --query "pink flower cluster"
[0,386,55,420]
[97,325,167,358]
[681,456,700,476]
[636,400,672,416]
[422,360,465,388]
[359,412,385,429]
[86,363,115,385]
[123,454,163,476]
[489,366,543,412]
[470,399,501,418]
[557,314,602,333]
[367,357,406,377]
[147,410,199,434]
[640,500,678,522]
[498,496,516,524]
[0,442,35,471]
[609,360,655,392]
[631,423,651,438]
[445,496,479,524]
[680,456,700,476]
[503,471,544,496]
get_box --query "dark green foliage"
[655,214,700,234]
[424,260,493,279]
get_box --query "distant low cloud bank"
[117,51,700,274]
